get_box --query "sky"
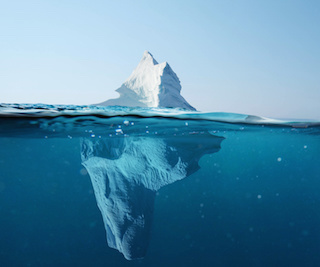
[1,0,319,119]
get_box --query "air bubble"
[115,129,123,134]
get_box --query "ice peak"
[98,51,196,111]
[140,50,158,65]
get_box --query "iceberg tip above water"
[97,51,196,111]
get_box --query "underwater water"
[0,104,320,267]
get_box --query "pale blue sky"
[1,0,319,119]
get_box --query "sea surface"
[0,104,320,267]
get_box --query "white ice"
[98,51,196,111]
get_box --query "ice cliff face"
[81,134,223,260]
[98,51,196,111]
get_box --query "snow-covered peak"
[98,51,196,110]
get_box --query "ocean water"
[0,104,319,267]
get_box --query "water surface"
[0,104,319,266]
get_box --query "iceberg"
[98,51,196,111]
[82,51,217,259]
[81,134,224,260]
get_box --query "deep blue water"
[0,104,320,266]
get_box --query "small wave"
[1,103,319,127]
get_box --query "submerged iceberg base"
[81,134,223,260]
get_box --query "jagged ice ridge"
[98,51,195,111]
